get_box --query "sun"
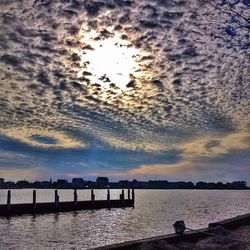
[77,31,142,91]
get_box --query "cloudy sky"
[0,0,249,183]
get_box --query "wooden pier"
[0,189,135,217]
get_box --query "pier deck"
[0,189,135,216]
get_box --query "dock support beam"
[132,189,135,207]
[33,190,36,210]
[121,189,125,207]
[128,189,131,200]
[91,190,95,207]
[107,189,111,209]
[74,189,78,209]
[7,190,11,211]
[55,190,59,210]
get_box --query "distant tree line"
[0,177,248,190]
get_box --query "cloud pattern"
[0,0,249,181]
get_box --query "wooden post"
[132,189,135,205]
[74,189,78,209]
[121,189,125,207]
[128,189,131,200]
[55,190,59,210]
[107,189,110,209]
[91,189,95,207]
[33,190,36,210]
[7,190,11,211]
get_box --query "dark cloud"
[126,80,136,88]
[0,54,22,66]
[66,25,80,35]
[140,20,160,28]
[172,78,181,85]
[36,70,51,85]
[71,81,85,90]
[205,140,221,150]
[84,0,105,16]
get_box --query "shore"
[96,213,250,250]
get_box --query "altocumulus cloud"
[1,127,85,149]
[0,0,249,181]
[89,131,250,181]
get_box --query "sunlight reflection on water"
[0,189,249,249]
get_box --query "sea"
[0,189,249,250]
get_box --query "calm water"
[0,189,249,249]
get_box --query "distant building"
[72,178,85,188]
[0,178,5,188]
[86,180,95,188]
[40,181,52,188]
[5,181,15,188]
[16,180,30,188]
[57,179,68,184]
[96,177,109,188]
[54,179,69,188]
[118,180,130,188]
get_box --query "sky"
[0,0,249,183]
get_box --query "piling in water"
[55,190,59,210]
[121,189,125,207]
[128,189,131,200]
[0,189,135,216]
[107,189,111,209]
[7,190,11,211]
[91,189,95,207]
[33,190,36,210]
[74,189,78,209]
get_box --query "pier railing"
[0,189,135,217]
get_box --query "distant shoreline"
[0,178,248,190]
[0,187,249,190]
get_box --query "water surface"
[0,189,249,249]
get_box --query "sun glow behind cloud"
[77,31,145,91]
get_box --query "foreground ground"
[138,225,250,250]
